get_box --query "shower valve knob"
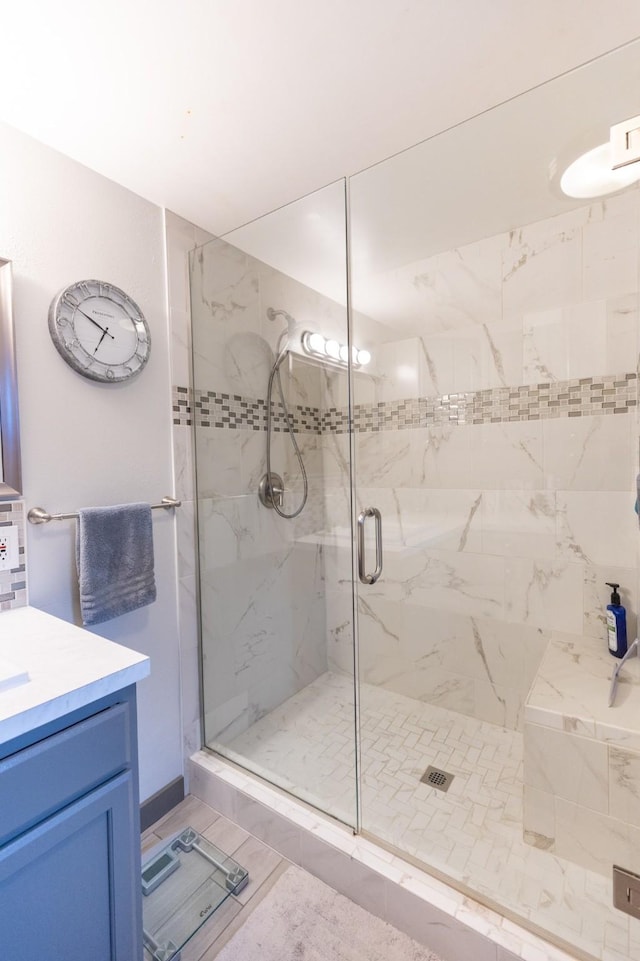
[258,472,284,509]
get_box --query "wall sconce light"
[301,331,371,368]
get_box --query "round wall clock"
[48,279,151,382]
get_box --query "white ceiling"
[1,1,640,238]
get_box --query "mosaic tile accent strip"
[175,372,637,433]
[0,501,27,610]
[172,386,321,433]
[328,371,638,433]
[172,385,192,425]
[469,372,638,426]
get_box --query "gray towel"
[76,502,156,626]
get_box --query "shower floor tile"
[219,671,632,961]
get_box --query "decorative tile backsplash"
[468,372,637,425]
[172,385,321,433]
[344,371,637,433]
[175,371,637,434]
[0,501,27,610]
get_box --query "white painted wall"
[0,121,182,802]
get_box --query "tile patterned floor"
[143,794,442,961]
[143,795,288,961]
[220,672,635,961]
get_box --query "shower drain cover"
[421,766,454,792]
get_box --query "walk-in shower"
[188,39,640,961]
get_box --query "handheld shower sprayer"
[258,308,308,519]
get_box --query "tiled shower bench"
[524,630,640,877]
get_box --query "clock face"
[48,279,151,382]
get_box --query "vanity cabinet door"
[0,769,142,961]
[0,700,132,846]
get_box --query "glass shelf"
[142,827,248,961]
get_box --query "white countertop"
[525,631,640,750]
[0,606,150,746]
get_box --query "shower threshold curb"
[189,750,582,961]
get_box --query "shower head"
[268,307,297,361]
[267,307,296,325]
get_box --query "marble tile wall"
[169,186,640,755]
[338,188,640,732]
[186,229,352,747]
[166,212,339,770]
[165,210,214,771]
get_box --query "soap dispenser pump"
[606,582,628,658]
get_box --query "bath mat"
[215,864,442,961]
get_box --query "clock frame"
[48,279,151,383]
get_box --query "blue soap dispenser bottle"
[606,582,627,658]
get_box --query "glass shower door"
[348,38,640,960]
[190,179,359,828]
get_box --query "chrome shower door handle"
[357,507,383,585]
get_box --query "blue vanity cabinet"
[0,686,143,961]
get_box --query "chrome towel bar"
[27,496,181,525]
